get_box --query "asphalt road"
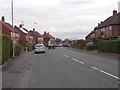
[2,47,119,88]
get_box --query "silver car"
[34,44,45,54]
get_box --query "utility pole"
[33,22,36,45]
[11,0,15,59]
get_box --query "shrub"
[86,45,95,50]
[2,34,12,64]
[27,44,34,51]
[14,42,22,56]
[77,44,84,49]
[86,39,98,50]
[98,39,120,54]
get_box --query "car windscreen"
[35,45,43,48]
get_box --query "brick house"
[42,31,55,46]
[34,30,41,44]
[85,30,95,45]
[94,10,120,38]
[1,16,11,37]
[85,10,120,44]
[1,16,21,43]
[27,30,34,44]
[11,26,20,43]
[14,25,27,46]
[27,28,42,44]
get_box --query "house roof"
[19,27,28,34]
[14,26,20,33]
[0,20,21,34]
[63,38,71,42]
[42,32,55,39]
[28,30,34,36]
[34,31,41,37]
[0,20,12,32]
[14,25,28,34]
[95,12,120,30]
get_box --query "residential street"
[2,47,119,88]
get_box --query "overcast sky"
[0,0,120,40]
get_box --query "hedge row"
[14,42,22,56]
[86,45,95,50]
[2,34,12,64]
[98,40,120,54]
[27,44,34,52]
[2,34,25,64]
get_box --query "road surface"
[2,47,119,88]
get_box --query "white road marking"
[72,58,78,62]
[72,58,85,64]
[99,70,119,80]
[92,66,119,80]
[77,61,85,64]
[92,67,99,70]
[64,55,69,57]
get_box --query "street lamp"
[33,22,36,45]
[11,0,15,59]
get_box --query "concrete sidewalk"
[2,51,34,88]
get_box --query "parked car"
[34,44,45,54]
[56,44,63,47]
[63,42,70,47]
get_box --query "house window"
[109,26,112,30]
[16,33,20,37]
[26,36,28,40]
[103,28,105,32]
[106,27,108,30]
[11,32,16,37]
[29,36,33,40]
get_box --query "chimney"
[33,28,35,31]
[19,24,22,28]
[1,16,5,22]
[98,23,100,26]
[44,31,46,34]
[113,10,117,16]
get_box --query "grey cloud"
[118,1,120,12]
[0,0,119,39]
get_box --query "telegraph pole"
[33,22,36,45]
[11,0,15,59]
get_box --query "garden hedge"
[2,34,24,64]
[98,39,120,54]
[14,42,22,56]
[2,34,12,64]
[27,44,34,51]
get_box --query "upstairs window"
[109,26,112,30]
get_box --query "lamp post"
[11,0,15,59]
[33,22,36,45]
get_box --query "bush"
[14,42,22,56]
[98,39,120,54]
[1,34,24,64]
[86,45,95,50]
[27,44,34,51]
[2,34,12,64]
[86,39,98,50]
[77,44,84,49]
